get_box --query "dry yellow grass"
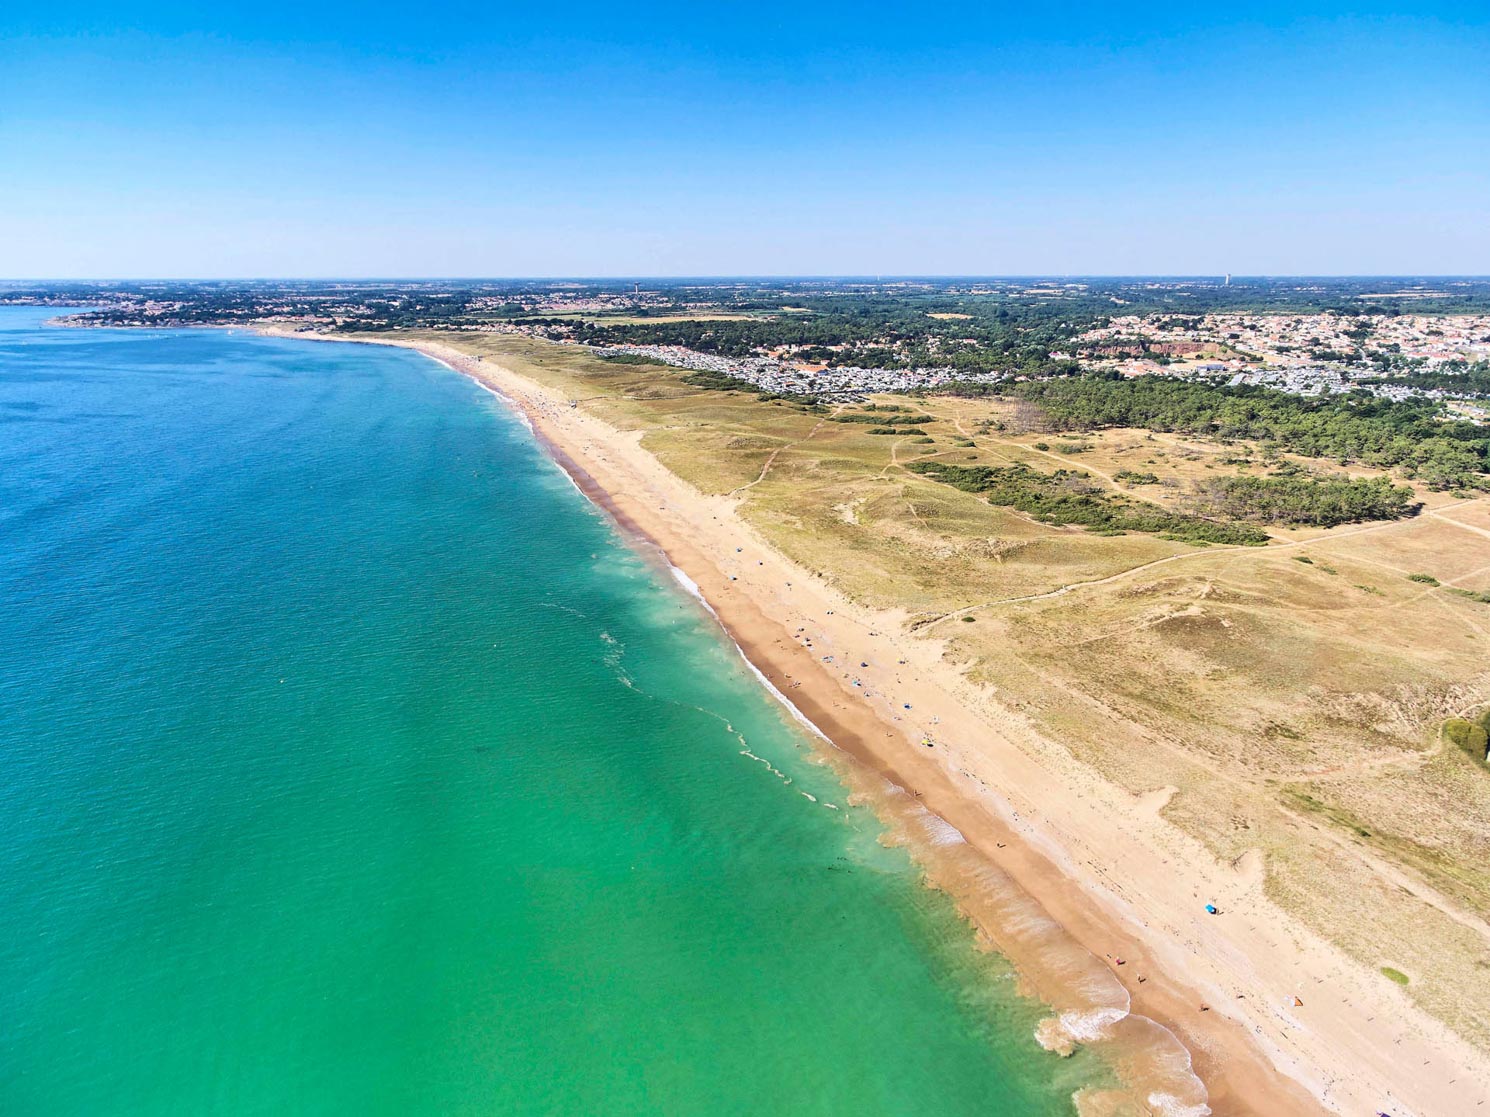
[536,312,764,324]
[405,330,1490,1047]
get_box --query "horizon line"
[5,274,1490,284]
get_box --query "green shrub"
[1407,573,1440,585]
[907,461,1269,546]
[598,351,674,367]
[830,412,934,425]
[682,370,760,392]
[1445,715,1490,764]
[1447,587,1490,604]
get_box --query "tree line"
[973,373,1490,489]
[1197,474,1417,526]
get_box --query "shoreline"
[262,327,1489,1116]
[513,380,1233,1117]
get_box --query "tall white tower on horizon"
[1224,273,1231,286]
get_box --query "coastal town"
[485,303,1490,410]
[1074,311,1490,401]
[17,277,1490,413]
[596,311,1490,403]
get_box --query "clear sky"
[2,2,1486,277]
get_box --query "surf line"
[397,338,1212,1115]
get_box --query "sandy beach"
[272,329,1490,1117]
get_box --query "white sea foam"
[1056,1006,1128,1043]
[665,564,836,745]
[668,565,713,612]
[442,374,840,758]
[1146,1093,1212,1117]
[920,813,967,847]
[464,373,535,433]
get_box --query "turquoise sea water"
[0,307,1095,1114]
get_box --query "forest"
[981,374,1490,489]
[1197,474,1418,526]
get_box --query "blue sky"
[2,2,1486,277]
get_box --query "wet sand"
[268,329,1490,1117]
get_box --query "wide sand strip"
[269,329,1490,1117]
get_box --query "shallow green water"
[0,307,1094,1114]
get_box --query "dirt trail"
[917,502,1476,629]
[727,416,828,496]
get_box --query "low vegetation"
[907,462,1270,545]
[1447,587,1490,604]
[596,351,675,367]
[1445,713,1490,765]
[829,412,934,425]
[1197,474,1418,527]
[681,369,760,392]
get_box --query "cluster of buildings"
[590,345,998,397]
[1081,312,1490,368]
[472,289,677,316]
[1075,313,1490,400]
[1221,365,1432,400]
